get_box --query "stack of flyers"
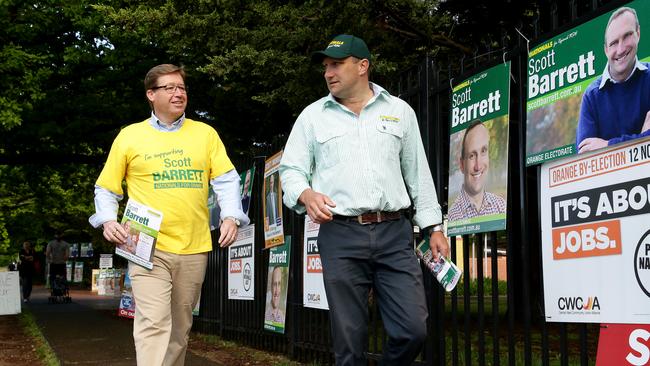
[416,237,462,292]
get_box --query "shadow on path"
[25,285,217,365]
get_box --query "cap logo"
[327,40,345,48]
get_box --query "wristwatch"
[224,216,241,226]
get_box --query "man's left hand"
[219,219,238,247]
[429,231,449,259]
[642,111,650,133]
[578,137,608,154]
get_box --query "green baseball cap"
[311,34,371,63]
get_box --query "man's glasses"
[151,84,187,94]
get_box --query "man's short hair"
[144,64,186,91]
[460,120,486,159]
[604,6,640,43]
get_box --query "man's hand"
[429,231,449,259]
[299,188,336,224]
[578,137,608,154]
[642,111,650,133]
[219,218,239,247]
[102,220,126,245]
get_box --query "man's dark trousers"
[318,216,428,366]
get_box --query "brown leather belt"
[333,211,403,225]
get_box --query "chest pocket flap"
[376,122,403,138]
[314,125,347,168]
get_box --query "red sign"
[118,308,135,319]
[597,324,650,366]
[230,259,242,273]
[306,255,322,273]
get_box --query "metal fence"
[193,1,625,364]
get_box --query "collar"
[149,112,185,131]
[459,185,491,212]
[599,57,647,89]
[322,82,391,110]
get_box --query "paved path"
[25,285,217,365]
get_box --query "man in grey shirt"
[46,231,70,282]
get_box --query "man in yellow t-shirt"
[89,64,249,366]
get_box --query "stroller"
[48,273,71,303]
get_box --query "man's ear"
[146,89,155,103]
[358,59,370,76]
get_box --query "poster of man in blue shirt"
[577,6,650,153]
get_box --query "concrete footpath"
[25,285,218,365]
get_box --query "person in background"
[46,231,70,285]
[19,241,36,302]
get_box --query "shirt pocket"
[376,122,403,161]
[314,125,347,168]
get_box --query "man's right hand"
[102,220,126,245]
[299,189,336,224]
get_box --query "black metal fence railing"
[194,1,624,364]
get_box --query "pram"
[48,274,71,303]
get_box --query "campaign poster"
[80,243,93,257]
[69,243,78,258]
[97,269,107,296]
[303,216,328,310]
[118,268,135,319]
[596,324,650,365]
[263,151,284,248]
[540,136,650,323]
[0,272,21,315]
[228,224,255,300]
[526,1,650,166]
[91,269,99,292]
[240,166,255,216]
[73,261,84,283]
[66,261,73,282]
[447,62,510,236]
[207,186,221,231]
[264,236,291,334]
[99,254,113,269]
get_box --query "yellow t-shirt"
[96,119,234,254]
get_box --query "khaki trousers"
[129,249,208,366]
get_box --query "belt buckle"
[356,213,372,225]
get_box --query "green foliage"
[0,0,537,260]
[0,2,53,130]
[0,164,103,257]
[94,0,455,154]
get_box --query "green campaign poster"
[447,62,510,236]
[526,1,650,165]
[263,236,291,334]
